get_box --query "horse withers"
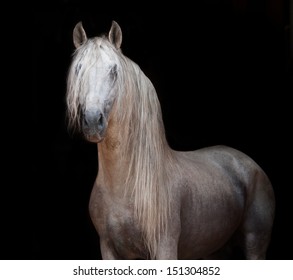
[66,20,275,259]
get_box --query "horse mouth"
[83,127,106,143]
[84,133,105,143]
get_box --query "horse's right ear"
[73,21,87,48]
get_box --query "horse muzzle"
[82,109,108,143]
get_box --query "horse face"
[81,48,118,143]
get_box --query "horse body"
[67,21,275,259]
[89,144,274,259]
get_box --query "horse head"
[67,21,123,143]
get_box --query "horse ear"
[108,21,122,49]
[73,21,87,48]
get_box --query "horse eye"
[109,65,117,80]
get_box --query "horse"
[66,20,275,260]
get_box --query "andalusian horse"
[66,21,275,259]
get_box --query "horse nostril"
[97,112,105,131]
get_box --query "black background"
[28,0,292,260]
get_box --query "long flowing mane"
[66,36,181,258]
[118,52,184,259]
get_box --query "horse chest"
[89,184,148,258]
[106,211,147,258]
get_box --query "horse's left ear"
[108,21,122,49]
[73,21,87,48]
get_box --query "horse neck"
[96,119,126,188]
[97,64,174,187]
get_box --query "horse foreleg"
[100,239,119,260]
[155,236,179,260]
